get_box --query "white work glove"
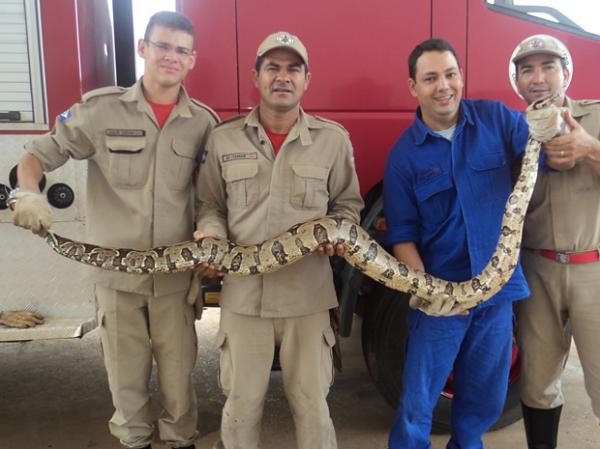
[525,103,566,143]
[8,189,52,236]
[0,310,45,328]
[409,295,469,317]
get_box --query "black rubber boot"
[521,402,563,449]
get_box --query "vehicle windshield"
[486,0,600,37]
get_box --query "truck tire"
[361,283,522,434]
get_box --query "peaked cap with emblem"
[257,31,308,65]
[512,34,568,64]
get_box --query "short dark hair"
[254,54,309,74]
[144,11,195,46]
[255,55,265,73]
[408,38,460,79]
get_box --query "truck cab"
[1,0,599,432]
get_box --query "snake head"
[526,92,566,140]
[529,91,561,111]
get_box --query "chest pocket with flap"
[414,173,454,225]
[106,136,147,188]
[291,164,330,209]
[468,151,508,198]
[167,138,198,191]
[222,162,259,210]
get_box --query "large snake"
[38,95,563,311]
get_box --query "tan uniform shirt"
[26,79,218,296]
[196,107,363,318]
[522,97,600,251]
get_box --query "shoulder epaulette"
[189,98,221,123]
[314,115,349,136]
[578,99,600,108]
[213,115,245,129]
[82,86,126,103]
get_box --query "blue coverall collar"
[412,100,474,146]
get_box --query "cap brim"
[513,49,564,64]
[257,46,307,65]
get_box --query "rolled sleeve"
[25,102,96,172]
[25,135,70,172]
[195,135,228,239]
[327,138,363,223]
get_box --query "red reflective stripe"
[538,249,600,264]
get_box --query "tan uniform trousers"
[215,309,337,449]
[517,250,600,418]
[96,285,198,448]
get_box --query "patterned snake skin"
[41,95,564,311]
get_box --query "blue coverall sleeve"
[383,146,420,246]
[503,103,530,160]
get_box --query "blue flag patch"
[58,109,72,122]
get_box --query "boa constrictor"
[40,95,563,311]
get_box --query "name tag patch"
[222,152,258,163]
[105,129,146,137]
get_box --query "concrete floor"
[0,309,598,449]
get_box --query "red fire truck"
[1,0,599,432]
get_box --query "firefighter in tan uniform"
[9,12,218,449]
[511,35,600,449]
[195,32,363,449]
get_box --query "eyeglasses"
[147,40,194,58]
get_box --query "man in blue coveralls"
[384,38,533,449]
